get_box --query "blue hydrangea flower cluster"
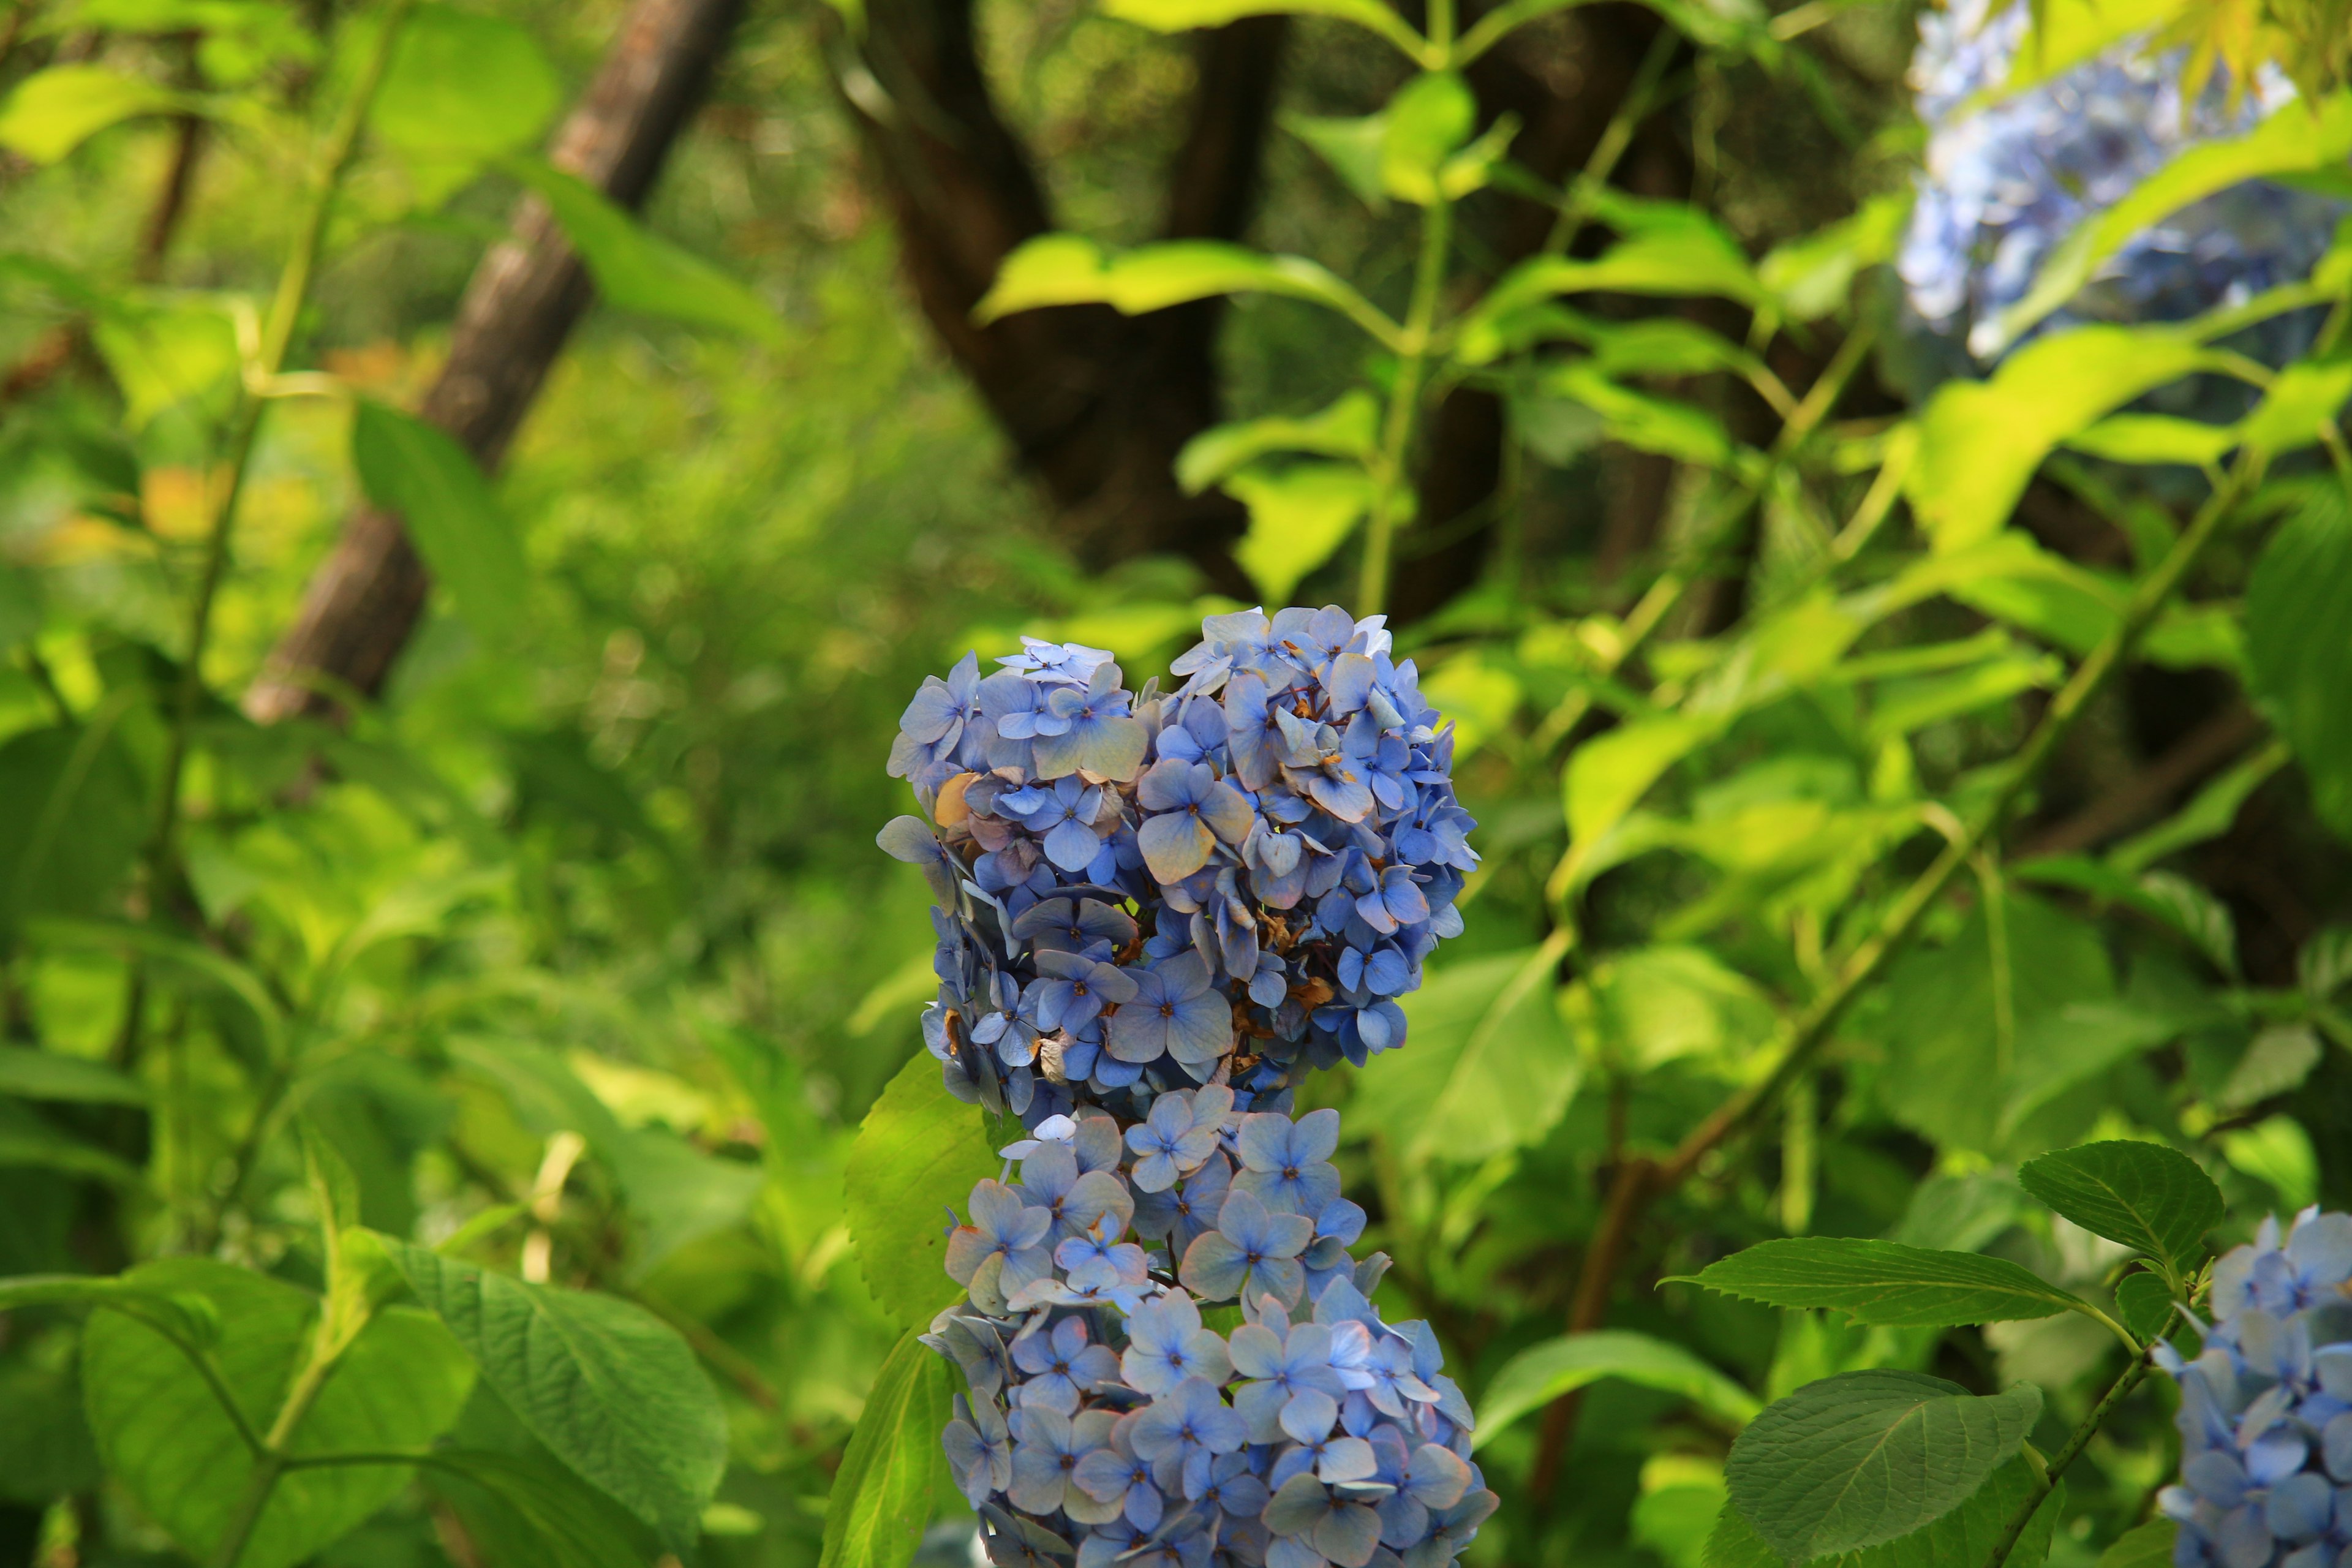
[922,1094,1497,1568]
[2156,1206,2352,1567]
[1900,0,2342,365]
[880,607,1477,1130]
[881,609,1491,1568]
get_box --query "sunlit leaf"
[820,1328,953,1568]
[1177,391,1381,494]
[372,3,562,157]
[0,66,184,163]
[1676,1237,2090,1327]
[843,1052,1002,1330]
[1225,462,1379,603]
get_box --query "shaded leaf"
[1724,1370,2041,1561]
[2114,1270,2176,1343]
[1703,1457,2061,1568]
[424,1449,655,1568]
[1474,1330,1760,1447]
[351,401,527,641]
[0,1046,146,1106]
[2098,1519,2177,1567]
[511,159,784,344]
[2245,484,2352,843]
[2015,1140,2223,1278]
[1676,1237,2089,1327]
[380,1240,725,1548]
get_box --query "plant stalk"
[1985,1357,2151,1568]
[1357,191,1454,617]
[1528,450,2258,1504]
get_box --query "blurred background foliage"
[0,0,2348,1565]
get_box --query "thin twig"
[1528,452,2260,1503]
[1985,1358,2150,1568]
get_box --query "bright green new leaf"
[1475,1331,1760,1446]
[1542,363,1738,467]
[1725,1370,2042,1561]
[91,296,241,428]
[1756,191,1910,322]
[511,159,786,344]
[1989,92,2352,350]
[1226,462,1379,603]
[1379,73,1474,204]
[1704,1458,2062,1568]
[0,66,183,163]
[1098,0,1426,58]
[2220,1115,2319,1209]
[1676,1237,2090,1326]
[1477,226,1766,324]
[2245,486,2352,841]
[373,4,562,157]
[351,401,527,641]
[1971,0,2187,104]
[1176,391,1379,494]
[1286,111,1389,209]
[2015,1140,2223,1279]
[0,1047,146,1106]
[1907,325,2214,551]
[1564,712,1724,864]
[843,1052,1003,1330]
[2239,359,2352,459]
[974,235,1385,339]
[1347,944,1580,1164]
[2062,412,2240,468]
[380,1240,726,1548]
[820,1329,952,1568]
[2100,1519,2179,1567]
[82,1259,473,1568]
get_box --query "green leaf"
[2114,1270,2175,1343]
[1561,712,1726,886]
[1539,363,1740,467]
[509,159,785,344]
[2098,1519,2178,1568]
[1225,462,1379,603]
[1988,92,2352,350]
[1176,391,1380,494]
[2246,484,2352,842]
[0,1272,217,1346]
[1286,111,1389,209]
[1379,73,1474,204]
[1474,1330,1760,1447]
[32,918,287,1061]
[2015,1140,2223,1279]
[350,401,527,641]
[843,1052,1003,1330]
[81,1258,474,1568]
[0,1046,146,1105]
[0,1358,100,1503]
[2111,742,2289,875]
[2217,1022,2323,1112]
[1675,1237,2089,1327]
[91,295,241,428]
[974,235,1388,341]
[0,1104,148,1185]
[379,1239,726,1548]
[1704,1457,2062,1568]
[1756,192,1910,322]
[820,1328,952,1568]
[1097,0,1427,59]
[372,2,562,157]
[2241,360,2352,459]
[1468,228,1766,355]
[423,1450,655,1568]
[0,66,184,163]
[1346,942,1581,1165]
[0,722,148,938]
[1907,325,2215,551]
[1724,1370,2042,1561]
[2220,1115,2320,1210]
[2062,412,2240,468]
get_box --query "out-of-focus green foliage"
[0,0,2348,1565]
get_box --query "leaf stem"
[1357,190,1453,617]
[1984,1357,2150,1568]
[1528,451,2260,1505]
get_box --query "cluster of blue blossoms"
[881,607,1477,1129]
[881,609,1491,1568]
[2157,1207,2352,1568]
[924,1097,1494,1568]
[1900,0,2340,366]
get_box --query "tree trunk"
[244,0,744,723]
[840,1,1288,590]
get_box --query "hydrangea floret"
[1901,0,2340,366]
[880,607,1478,1129]
[2157,1205,2352,1567]
[881,609,1493,1568]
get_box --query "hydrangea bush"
[2159,1207,2352,1568]
[879,610,1494,1568]
[1900,0,2341,365]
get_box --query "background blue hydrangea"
[1899,0,2342,373]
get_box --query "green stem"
[1357,192,1454,617]
[144,0,415,900]
[1984,1358,2150,1568]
